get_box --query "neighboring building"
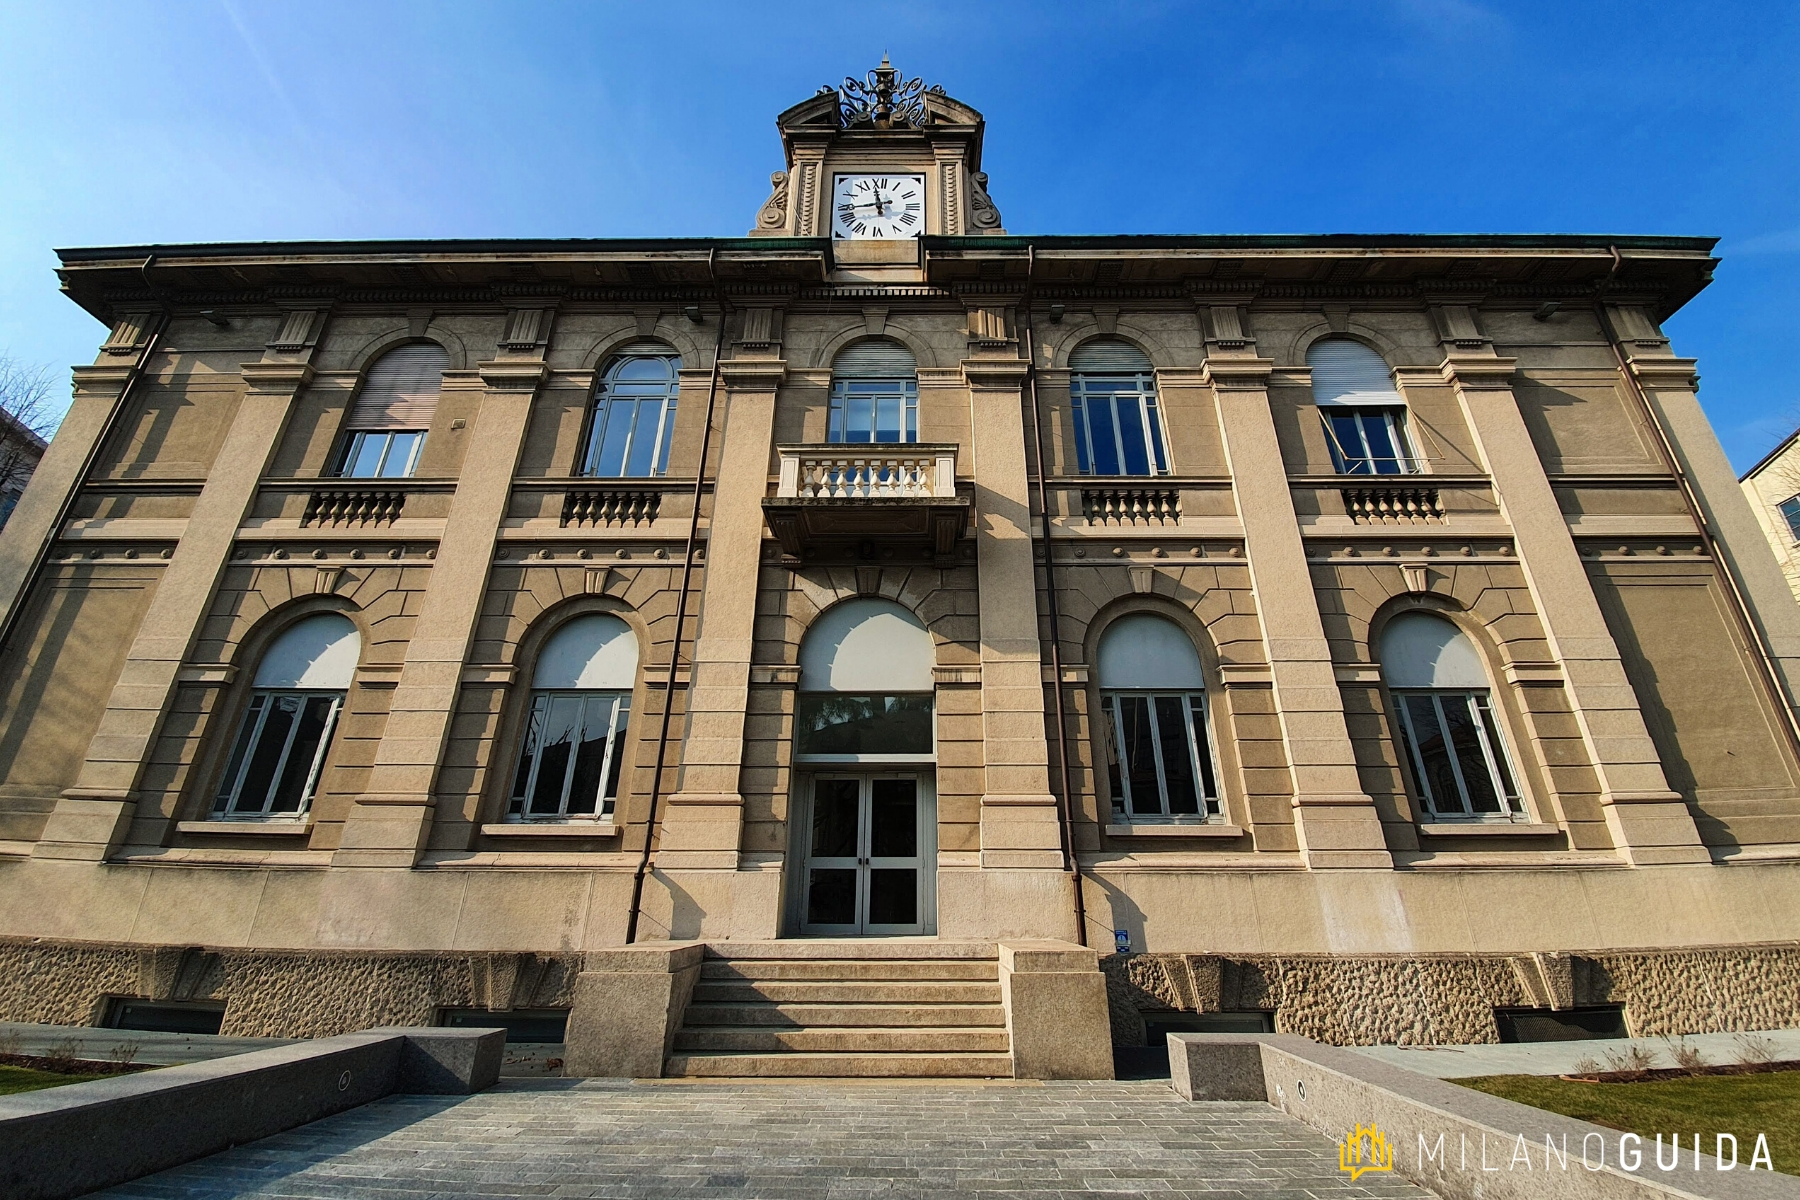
[0,403,48,533]
[2,63,1799,1073]
[1740,428,1800,606]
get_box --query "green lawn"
[0,1064,119,1096]
[1456,1071,1799,1176]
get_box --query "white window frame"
[1390,687,1525,820]
[337,429,425,479]
[1319,405,1423,476]
[507,690,631,822]
[1101,689,1222,821]
[212,689,345,819]
[828,377,919,444]
[1070,371,1171,477]
[1779,495,1800,543]
[582,356,680,478]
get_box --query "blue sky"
[1,0,1796,469]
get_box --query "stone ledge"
[1417,821,1562,837]
[478,821,620,838]
[1105,823,1247,838]
[176,819,314,836]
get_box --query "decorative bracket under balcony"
[762,443,969,565]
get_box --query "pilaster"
[1206,355,1393,870]
[653,358,786,880]
[36,348,317,861]
[331,354,547,867]
[1439,344,1709,865]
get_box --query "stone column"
[36,353,316,860]
[649,359,784,933]
[0,314,158,633]
[1441,349,1708,865]
[1608,305,1800,734]
[1207,356,1393,869]
[331,357,546,867]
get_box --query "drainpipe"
[0,273,167,659]
[1022,244,1088,947]
[625,249,727,944]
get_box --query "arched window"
[583,345,681,477]
[830,339,917,444]
[795,599,934,759]
[1307,338,1420,476]
[212,614,358,819]
[509,615,637,821]
[338,343,447,478]
[1097,614,1219,820]
[1069,338,1168,477]
[1379,613,1522,819]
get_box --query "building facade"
[2,66,1799,1072]
[1740,429,1800,608]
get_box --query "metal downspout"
[1022,244,1088,947]
[625,251,727,943]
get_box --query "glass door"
[800,774,931,936]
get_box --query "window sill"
[177,818,314,836]
[480,821,620,838]
[1106,823,1246,839]
[1418,821,1560,837]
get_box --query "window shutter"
[347,343,448,430]
[1307,338,1402,406]
[1070,338,1154,374]
[833,338,917,378]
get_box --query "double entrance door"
[798,773,935,936]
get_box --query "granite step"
[689,980,1002,1006]
[664,1050,1015,1078]
[698,958,998,983]
[680,1002,1007,1028]
[672,1026,1011,1054]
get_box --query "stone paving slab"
[92,1078,1434,1198]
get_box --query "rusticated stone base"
[0,937,581,1037]
[1101,942,1800,1046]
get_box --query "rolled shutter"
[1307,338,1402,406]
[833,338,917,378]
[347,343,448,430]
[1069,338,1154,374]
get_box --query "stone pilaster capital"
[69,363,137,396]
[1438,355,1518,391]
[238,361,315,395]
[476,360,550,392]
[1623,355,1700,391]
[718,359,788,390]
[961,358,1029,390]
[1198,356,1274,390]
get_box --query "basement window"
[438,1008,569,1044]
[1494,1005,1628,1043]
[105,998,226,1035]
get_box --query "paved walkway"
[1350,1026,1800,1079]
[95,1078,1432,1199]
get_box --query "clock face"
[832,174,925,239]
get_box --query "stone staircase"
[664,941,1014,1078]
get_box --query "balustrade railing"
[561,489,662,527]
[303,489,406,527]
[1341,486,1444,523]
[1081,487,1181,526]
[775,445,958,500]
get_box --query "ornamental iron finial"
[834,56,945,129]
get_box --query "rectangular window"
[338,430,424,479]
[829,379,918,444]
[1391,688,1522,818]
[1102,691,1220,819]
[1071,375,1169,476]
[508,691,630,820]
[1320,407,1419,475]
[795,693,934,758]
[212,690,344,818]
[1780,496,1800,542]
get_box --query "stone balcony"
[762,443,970,564]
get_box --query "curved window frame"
[1308,338,1423,476]
[336,342,446,480]
[506,614,638,824]
[794,598,936,764]
[581,351,681,478]
[1379,612,1527,822]
[210,614,358,822]
[1094,613,1223,824]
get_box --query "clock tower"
[748,57,1004,254]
